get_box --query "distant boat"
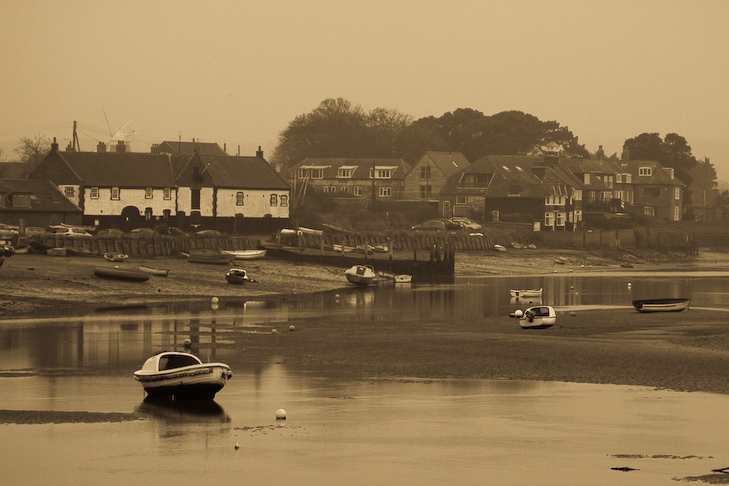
[394,274,412,284]
[494,244,506,252]
[104,252,128,262]
[223,249,267,260]
[47,247,66,256]
[554,257,568,264]
[187,248,234,265]
[632,298,691,313]
[344,264,377,286]
[519,305,557,329]
[137,265,170,276]
[65,247,94,257]
[510,288,543,298]
[225,267,250,284]
[94,266,151,282]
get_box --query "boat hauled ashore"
[344,264,377,286]
[133,351,232,399]
[632,298,691,313]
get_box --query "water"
[2,273,729,485]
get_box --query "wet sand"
[3,249,729,394]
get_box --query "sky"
[1,0,728,180]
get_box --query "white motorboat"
[519,305,557,329]
[225,267,250,284]
[133,351,232,399]
[344,264,377,286]
[510,288,543,298]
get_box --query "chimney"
[97,142,107,153]
[51,137,59,152]
[65,141,75,152]
[116,140,126,153]
[256,145,264,159]
[622,146,630,162]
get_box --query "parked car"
[195,230,223,237]
[130,228,157,238]
[24,227,47,236]
[449,217,482,231]
[49,227,93,238]
[96,228,126,238]
[154,225,188,237]
[0,223,19,238]
[411,219,449,232]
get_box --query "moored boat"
[104,252,128,262]
[187,248,234,265]
[510,288,543,298]
[344,264,377,286]
[225,267,250,284]
[394,274,412,284]
[94,266,151,282]
[133,351,232,399]
[223,249,267,260]
[632,298,691,313]
[519,305,557,329]
[137,265,170,276]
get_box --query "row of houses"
[1,139,289,234]
[289,144,685,230]
[0,138,684,234]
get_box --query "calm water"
[2,272,729,485]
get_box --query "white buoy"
[628,282,632,287]
[183,338,192,347]
[271,329,278,334]
[275,409,287,420]
[514,309,523,318]
[289,325,297,331]
[211,296,219,304]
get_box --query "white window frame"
[163,187,172,200]
[639,167,653,176]
[90,187,99,199]
[378,186,391,197]
[544,212,555,227]
[145,187,153,199]
[353,187,362,197]
[111,187,120,200]
[236,192,244,206]
[674,187,680,200]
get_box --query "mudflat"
[2,248,729,394]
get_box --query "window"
[111,187,120,200]
[337,168,353,178]
[280,195,288,207]
[310,169,323,179]
[545,195,566,206]
[420,165,431,180]
[626,174,632,183]
[298,168,324,179]
[339,186,348,193]
[584,174,591,184]
[64,186,75,198]
[191,189,200,210]
[572,189,582,201]
[639,167,653,176]
[145,187,153,199]
[270,194,278,206]
[673,205,680,221]
[163,187,172,200]
[420,185,431,199]
[236,192,244,206]
[353,187,362,197]
[544,212,555,227]
[606,175,614,189]
[370,168,394,179]
[574,209,583,222]
[616,174,622,183]
[378,187,391,197]
[644,207,655,217]
[90,187,99,199]
[556,212,566,226]
[12,194,30,208]
[456,195,467,205]
[674,187,680,200]
[145,207,153,220]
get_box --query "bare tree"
[14,134,51,175]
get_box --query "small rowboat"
[632,298,691,313]
[223,249,267,260]
[344,264,376,286]
[510,288,543,298]
[94,266,151,282]
[104,252,128,262]
[187,249,234,265]
[133,351,232,400]
[519,305,557,329]
[394,274,412,284]
[225,268,250,284]
[137,265,170,276]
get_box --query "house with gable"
[0,178,82,230]
[440,154,584,231]
[174,153,290,233]
[31,139,181,230]
[620,159,684,221]
[402,151,470,202]
[288,158,410,203]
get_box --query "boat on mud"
[94,266,151,282]
[632,298,691,313]
[344,264,377,286]
[518,305,557,329]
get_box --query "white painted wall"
[83,187,177,216]
[216,189,290,218]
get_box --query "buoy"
[234,442,239,450]
[271,329,278,334]
[514,309,523,318]
[275,409,287,420]
[289,325,297,331]
[183,338,192,347]
[211,296,219,304]
[628,282,632,287]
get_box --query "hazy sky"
[2,1,728,179]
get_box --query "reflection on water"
[2,273,729,372]
[136,396,230,423]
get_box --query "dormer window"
[370,167,394,179]
[337,167,355,178]
[639,167,653,176]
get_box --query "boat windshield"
[159,355,200,370]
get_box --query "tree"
[14,134,51,176]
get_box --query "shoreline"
[2,248,729,395]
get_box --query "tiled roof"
[418,151,470,177]
[293,158,410,180]
[0,178,80,212]
[54,151,179,187]
[196,155,289,190]
[152,141,228,156]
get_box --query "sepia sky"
[1,0,728,179]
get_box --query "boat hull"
[94,266,151,282]
[134,364,232,399]
[344,265,377,286]
[519,305,557,329]
[510,288,543,298]
[187,249,234,265]
[632,299,691,313]
[223,249,267,260]
[137,265,169,276]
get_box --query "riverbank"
[2,248,729,395]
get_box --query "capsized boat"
[95,266,151,282]
[344,264,377,286]
[133,351,232,399]
[510,288,543,298]
[137,264,170,276]
[519,305,557,329]
[225,267,250,284]
[632,298,691,313]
